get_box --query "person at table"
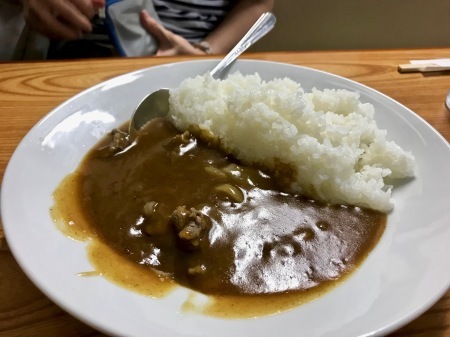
[20,0,274,59]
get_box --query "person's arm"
[140,0,274,56]
[22,0,104,40]
[203,0,274,54]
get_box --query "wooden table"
[0,49,449,336]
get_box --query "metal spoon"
[129,12,276,140]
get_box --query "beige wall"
[251,0,450,52]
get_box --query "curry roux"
[51,118,386,318]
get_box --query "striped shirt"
[153,0,233,42]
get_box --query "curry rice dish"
[52,73,415,317]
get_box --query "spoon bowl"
[128,12,276,140]
[129,88,170,140]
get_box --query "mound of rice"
[169,72,415,212]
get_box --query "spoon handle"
[209,12,276,79]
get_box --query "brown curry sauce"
[51,118,386,318]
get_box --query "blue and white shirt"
[153,0,233,42]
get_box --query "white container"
[446,89,450,110]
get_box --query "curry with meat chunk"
[52,118,386,317]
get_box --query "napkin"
[410,59,450,67]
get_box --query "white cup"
[446,89,450,110]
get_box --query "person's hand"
[140,10,207,56]
[23,0,105,40]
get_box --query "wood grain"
[0,49,449,337]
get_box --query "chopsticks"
[398,63,450,73]
[398,58,450,73]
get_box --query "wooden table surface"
[0,49,449,336]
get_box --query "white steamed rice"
[168,72,415,212]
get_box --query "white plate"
[2,60,450,337]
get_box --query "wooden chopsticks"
[398,63,450,73]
